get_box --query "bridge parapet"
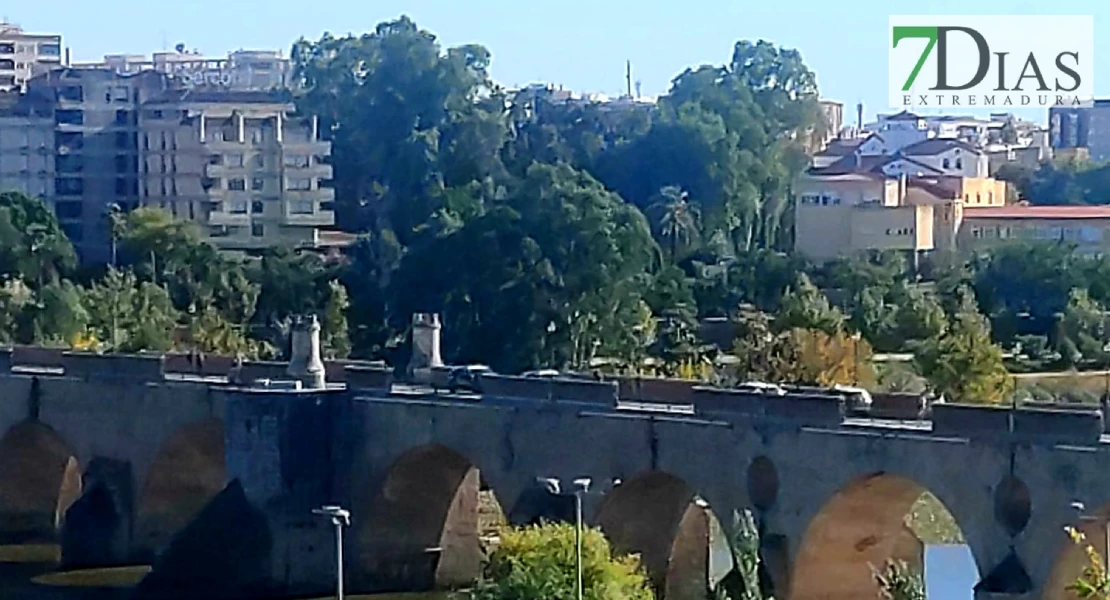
[691,386,844,426]
[345,364,393,390]
[479,374,618,405]
[61,351,165,383]
[613,376,697,404]
[1014,406,1103,444]
[11,345,63,369]
[0,347,10,374]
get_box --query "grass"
[0,543,60,564]
[31,565,151,588]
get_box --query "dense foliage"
[472,522,652,600]
[1,17,1108,406]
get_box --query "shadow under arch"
[134,418,227,559]
[0,421,82,545]
[790,472,978,600]
[595,470,730,600]
[358,443,506,593]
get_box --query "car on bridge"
[445,364,491,393]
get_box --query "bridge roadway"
[0,350,1109,600]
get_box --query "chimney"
[287,314,326,390]
[408,313,444,379]
[857,102,864,132]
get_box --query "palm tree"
[648,186,700,261]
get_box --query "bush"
[472,522,653,600]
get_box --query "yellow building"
[795,150,1008,262]
[960,205,1110,256]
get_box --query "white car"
[737,381,787,396]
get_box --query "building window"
[955,158,963,170]
[284,154,310,168]
[290,200,314,214]
[251,200,264,214]
[38,43,61,57]
[252,154,265,168]
[227,153,244,167]
[251,222,265,237]
[251,177,265,191]
[230,200,248,214]
[943,158,951,169]
[988,191,994,203]
[56,109,83,125]
[286,178,312,191]
[250,129,263,145]
[971,226,982,239]
[228,178,246,191]
[54,201,82,219]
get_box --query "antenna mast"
[625,60,632,98]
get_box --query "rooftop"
[964,205,1110,220]
[900,138,982,156]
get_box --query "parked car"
[833,384,873,410]
[446,365,491,393]
[522,369,560,378]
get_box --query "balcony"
[282,211,335,227]
[208,211,251,227]
[284,140,330,155]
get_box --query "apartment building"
[796,136,1008,262]
[1050,101,1110,162]
[0,23,64,92]
[0,90,54,198]
[960,206,1110,257]
[24,68,169,260]
[138,88,334,251]
[80,48,290,91]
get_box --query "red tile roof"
[964,206,1110,220]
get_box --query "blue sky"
[7,0,1110,124]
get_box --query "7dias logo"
[888,15,1094,109]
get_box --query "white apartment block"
[0,23,63,92]
[78,48,290,92]
[139,89,334,252]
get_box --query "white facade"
[0,23,63,92]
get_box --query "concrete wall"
[5,353,1110,599]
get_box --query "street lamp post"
[538,477,592,600]
[313,505,351,600]
[1071,501,1110,574]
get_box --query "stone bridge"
[0,320,1108,600]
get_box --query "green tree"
[472,522,652,600]
[0,278,32,344]
[28,280,89,347]
[715,509,773,600]
[775,273,844,334]
[1054,288,1108,367]
[648,186,700,261]
[84,268,178,353]
[0,192,77,287]
[391,163,658,372]
[292,17,508,239]
[914,288,1014,404]
[188,306,264,358]
[322,279,352,359]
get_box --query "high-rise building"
[0,89,55,198]
[0,22,64,92]
[138,88,334,252]
[24,68,168,261]
[1049,101,1110,162]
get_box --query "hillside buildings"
[74,47,290,91]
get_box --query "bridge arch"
[134,418,227,559]
[595,470,732,600]
[789,472,980,600]
[358,443,508,592]
[0,421,82,546]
